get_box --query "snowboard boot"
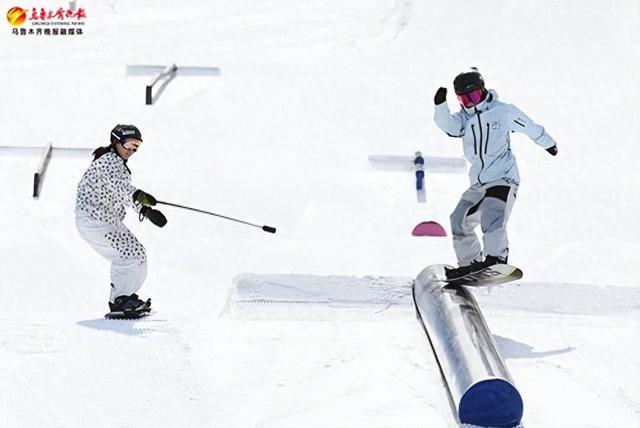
[445,259,484,280]
[483,255,507,267]
[108,294,149,313]
[454,255,507,277]
[128,293,146,307]
[130,294,152,312]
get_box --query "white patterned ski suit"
[75,150,147,302]
[434,90,556,264]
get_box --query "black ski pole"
[156,200,276,234]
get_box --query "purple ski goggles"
[457,89,485,108]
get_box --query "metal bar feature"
[368,154,466,173]
[0,146,92,152]
[145,63,177,105]
[412,264,523,427]
[33,143,53,199]
[127,63,221,105]
[127,64,221,76]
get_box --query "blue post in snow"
[414,151,426,203]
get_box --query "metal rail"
[412,264,523,427]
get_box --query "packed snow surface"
[1,0,638,427]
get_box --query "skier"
[75,124,167,316]
[433,68,557,279]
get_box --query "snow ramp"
[413,264,523,427]
[226,273,414,320]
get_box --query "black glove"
[546,145,558,156]
[133,190,157,207]
[140,206,167,228]
[434,87,447,105]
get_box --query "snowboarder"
[433,68,557,279]
[75,124,167,316]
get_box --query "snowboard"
[439,263,523,287]
[104,299,152,320]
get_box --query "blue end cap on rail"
[459,378,523,427]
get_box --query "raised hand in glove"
[434,87,447,105]
[140,206,167,228]
[133,189,157,207]
[546,145,558,156]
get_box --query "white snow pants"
[450,178,518,265]
[76,214,147,302]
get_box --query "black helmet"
[110,124,142,146]
[453,68,485,95]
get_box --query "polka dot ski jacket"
[75,150,139,224]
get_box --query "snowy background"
[1,0,639,426]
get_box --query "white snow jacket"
[75,150,139,224]
[434,89,556,185]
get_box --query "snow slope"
[1,0,639,426]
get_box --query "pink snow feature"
[412,221,447,237]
